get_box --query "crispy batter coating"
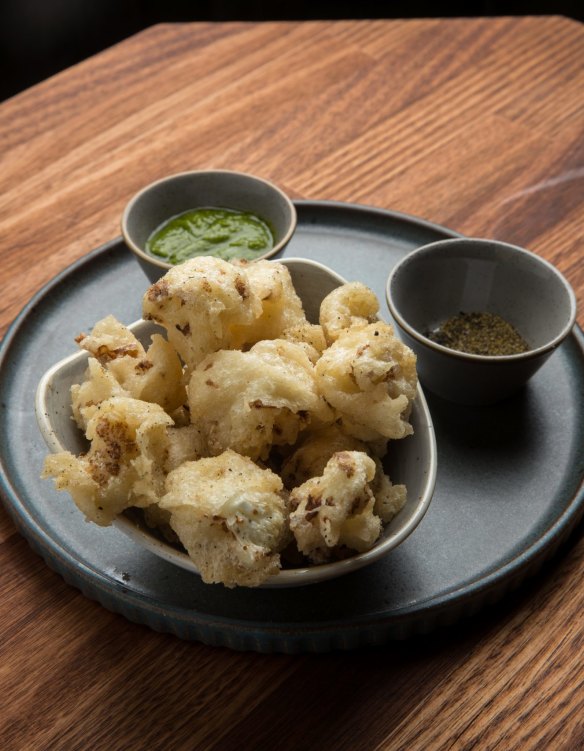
[42,397,173,525]
[281,321,327,364]
[73,315,185,428]
[159,450,289,587]
[319,282,379,345]
[289,451,381,562]
[229,260,307,348]
[142,257,262,370]
[187,339,333,460]
[369,456,407,523]
[281,424,406,522]
[71,357,127,429]
[314,322,417,442]
[281,424,364,489]
[164,424,206,472]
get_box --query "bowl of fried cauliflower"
[37,256,436,588]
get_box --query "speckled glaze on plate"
[1,201,583,653]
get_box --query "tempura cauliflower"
[158,450,289,587]
[281,424,365,489]
[282,424,407,523]
[41,260,418,589]
[187,339,333,460]
[319,281,379,345]
[369,456,407,523]
[142,257,262,370]
[314,322,417,442]
[281,321,328,364]
[42,396,173,525]
[289,451,382,562]
[229,259,307,348]
[73,315,185,427]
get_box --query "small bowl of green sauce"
[122,170,297,281]
[386,238,577,405]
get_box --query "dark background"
[1,1,582,102]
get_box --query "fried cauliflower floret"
[229,260,308,348]
[73,315,185,428]
[71,357,127,429]
[142,257,262,370]
[281,424,406,522]
[289,451,381,563]
[188,339,333,461]
[370,457,407,523]
[320,282,379,345]
[314,322,417,442]
[281,321,327,364]
[42,397,173,526]
[281,424,365,489]
[164,424,206,472]
[158,450,289,587]
[76,313,141,361]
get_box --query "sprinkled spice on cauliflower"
[142,256,262,371]
[42,396,173,525]
[187,338,333,460]
[289,451,383,563]
[159,450,289,587]
[73,315,185,427]
[314,322,417,442]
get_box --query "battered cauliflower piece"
[281,424,365,489]
[158,450,289,587]
[71,357,127,429]
[281,424,407,523]
[229,259,308,348]
[281,321,327,364]
[73,315,185,427]
[142,257,262,370]
[370,457,407,523]
[289,451,382,563]
[314,322,417,442]
[188,339,333,460]
[42,397,173,526]
[164,424,206,472]
[320,282,379,345]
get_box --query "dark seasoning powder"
[426,311,530,356]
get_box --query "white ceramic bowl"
[36,258,437,587]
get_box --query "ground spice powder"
[427,311,530,356]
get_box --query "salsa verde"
[145,207,274,264]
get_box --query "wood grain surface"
[0,16,583,751]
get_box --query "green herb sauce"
[146,207,274,264]
[426,311,530,356]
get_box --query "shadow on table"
[209,520,584,751]
[7,506,582,750]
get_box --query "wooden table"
[1,16,583,750]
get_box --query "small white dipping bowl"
[36,258,437,587]
[386,238,577,405]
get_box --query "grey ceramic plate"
[1,200,584,652]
